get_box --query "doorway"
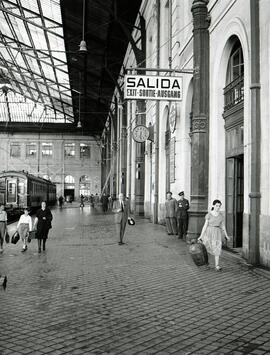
[226,154,244,247]
[64,175,75,202]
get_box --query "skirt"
[18,223,29,240]
[202,226,222,256]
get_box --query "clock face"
[133,125,149,143]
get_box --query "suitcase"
[189,242,208,266]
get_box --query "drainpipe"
[154,0,160,224]
[248,0,261,265]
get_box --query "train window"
[26,143,37,157]
[18,182,25,194]
[80,143,90,158]
[0,179,5,190]
[10,143,21,157]
[42,143,53,157]
[7,181,17,203]
[65,143,75,157]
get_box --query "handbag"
[5,231,10,243]
[29,231,37,239]
[127,217,135,226]
[11,231,20,244]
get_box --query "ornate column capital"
[191,0,210,30]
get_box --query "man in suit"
[113,193,129,245]
[176,191,190,240]
[165,191,178,235]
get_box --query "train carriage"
[0,171,56,218]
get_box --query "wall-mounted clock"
[132,125,149,143]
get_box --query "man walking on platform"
[176,191,189,240]
[165,192,178,236]
[113,193,129,245]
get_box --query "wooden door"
[235,155,243,247]
[226,158,234,238]
[226,155,244,247]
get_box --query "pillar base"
[134,195,145,216]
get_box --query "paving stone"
[1,208,270,354]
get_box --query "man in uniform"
[165,191,178,235]
[176,191,189,240]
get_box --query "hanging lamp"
[79,0,87,52]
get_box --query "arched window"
[226,37,244,84]
[224,37,244,111]
[64,175,74,184]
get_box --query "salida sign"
[124,74,183,101]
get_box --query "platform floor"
[0,205,270,355]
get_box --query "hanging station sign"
[124,75,183,101]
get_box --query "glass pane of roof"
[0,47,12,62]
[10,50,25,67]
[9,15,32,47]
[0,0,73,124]
[20,0,39,14]
[41,0,62,23]
[28,23,48,49]
[0,13,14,38]
[44,20,63,36]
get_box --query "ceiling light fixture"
[79,0,87,53]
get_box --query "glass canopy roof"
[0,0,73,123]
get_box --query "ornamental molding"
[192,118,207,132]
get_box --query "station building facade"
[102,0,270,267]
[0,132,101,201]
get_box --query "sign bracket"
[126,67,194,75]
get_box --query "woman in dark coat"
[34,201,53,253]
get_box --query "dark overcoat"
[36,208,53,240]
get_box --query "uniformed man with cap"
[176,191,189,240]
